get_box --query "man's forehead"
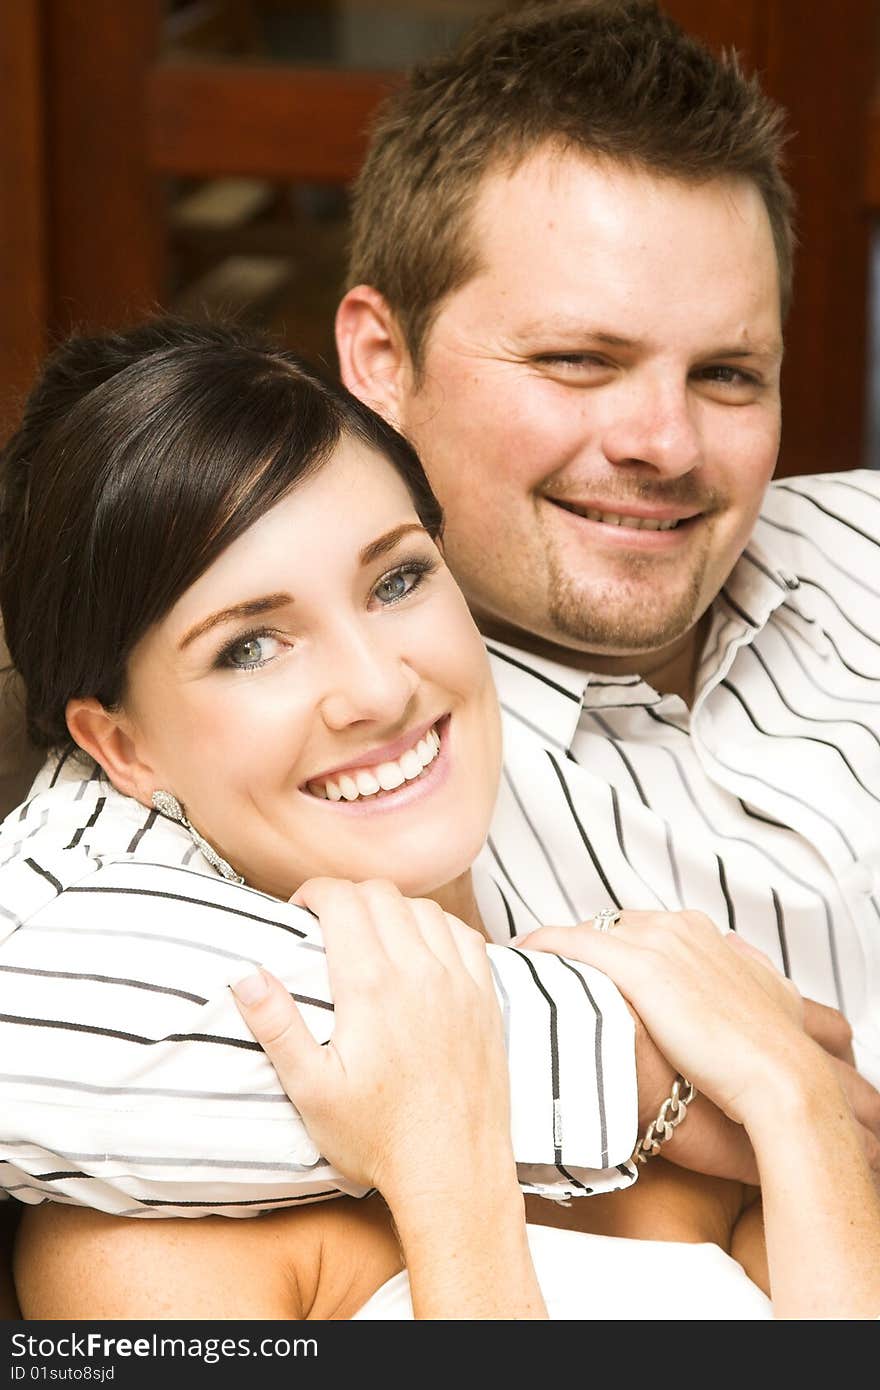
[443,149,782,342]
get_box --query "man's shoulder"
[764,468,880,509]
[755,469,880,586]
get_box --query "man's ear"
[335,285,413,425]
[65,697,158,805]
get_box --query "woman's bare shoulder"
[15,1193,402,1322]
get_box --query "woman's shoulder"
[0,752,222,918]
[2,750,159,849]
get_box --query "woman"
[2,320,878,1318]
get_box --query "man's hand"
[520,919,880,1184]
[629,1001,759,1184]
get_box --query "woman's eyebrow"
[359,523,429,567]
[178,593,293,650]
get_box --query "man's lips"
[545,497,704,529]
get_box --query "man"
[333,0,880,1115]
[0,0,877,1281]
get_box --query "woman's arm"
[15,1193,408,1322]
[519,913,880,1320]
[17,879,545,1321]
[233,877,545,1320]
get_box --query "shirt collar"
[485,639,587,751]
[485,536,820,749]
[718,537,798,632]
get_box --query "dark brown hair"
[348,0,795,372]
[0,318,443,751]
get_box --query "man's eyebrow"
[707,342,784,360]
[516,319,636,348]
[178,593,293,650]
[359,523,430,566]
[516,319,783,359]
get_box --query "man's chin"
[546,593,703,659]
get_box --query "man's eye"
[535,354,610,370]
[699,365,758,387]
[220,633,282,670]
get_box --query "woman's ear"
[65,697,157,804]
[335,285,413,424]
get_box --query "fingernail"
[231,970,269,1005]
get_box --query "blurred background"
[2,0,880,475]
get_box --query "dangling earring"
[151,790,245,885]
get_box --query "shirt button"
[290,1135,321,1166]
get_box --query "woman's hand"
[517,912,808,1128]
[233,877,546,1319]
[232,877,514,1205]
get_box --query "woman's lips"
[305,712,441,784]
[303,716,451,813]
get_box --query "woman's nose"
[318,631,419,730]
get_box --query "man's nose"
[319,627,419,731]
[601,375,702,478]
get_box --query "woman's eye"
[221,633,282,670]
[372,562,431,607]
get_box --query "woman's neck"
[427,870,486,939]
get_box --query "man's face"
[390,151,783,672]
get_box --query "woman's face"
[121,438,501,899]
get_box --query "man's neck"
[479,611,712,706]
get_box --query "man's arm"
[0,856,643,1213]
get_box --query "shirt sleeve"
[0,854,637,1216]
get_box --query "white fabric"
[1,468,878,1224]
[0,768,636,1214]
[353,1221,773,1319]
[481,471,880,1085]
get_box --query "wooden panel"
[662,0,764,57]
[44,0,166,334]
[866,93,880,207]
[667,0,877,476]
[0,0,47,434]
[146,62,402,181]
[762,0,876,475]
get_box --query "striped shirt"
[2,466,877,1219]
[482,470,880,1085]
[0,757,636,1217]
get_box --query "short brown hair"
[348,0,795,372]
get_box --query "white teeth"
[376,761,406,791]
[310,723,442,802]
[355,769,381,796]
[399,749,423,780]
[584,508,679,531]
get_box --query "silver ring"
[591,908,621,933]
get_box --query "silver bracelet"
[632,1075,697,1163]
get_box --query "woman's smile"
[120,439,501,901]
[305,714,450,811]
